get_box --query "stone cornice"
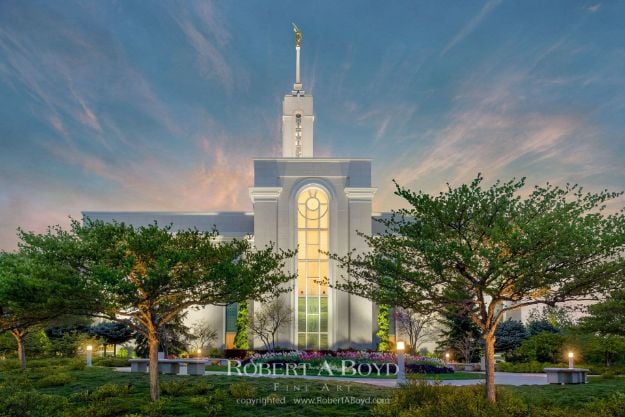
[344,187,377,201]
[249,187,283,203]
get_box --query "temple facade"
[84,28,389,350]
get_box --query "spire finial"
[292,23,303,93]
[292,23,302,47]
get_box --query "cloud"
[169,4,234,90]
[441,0,502,56]
[587,4,601,13]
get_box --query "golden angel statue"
[292,23,302,47]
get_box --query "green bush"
[160,380,188,396]
[496,361,564,373]
[36,372,73,387]
[516,332,566,363]
[372,382,527,417]
[93,357,130,367]
[229,382,256,398]
[0,384,70,417]
[373,381,625,417]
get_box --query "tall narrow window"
[297,187,329,349]
[294,114,303,157]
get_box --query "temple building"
[84,27,393,351]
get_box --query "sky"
[0,0,624,251]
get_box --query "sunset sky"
[1,0,624,250]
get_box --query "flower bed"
[245,351,453,374]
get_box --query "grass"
[0,364,392,416]
[507,375,625,408]
[410,371,485,380]
[1,359,624,416]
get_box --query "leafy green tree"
[91,321,134,356]
[376,304,391,351]
[526,319,560,336]
[494,319,527,357]
[234,300,250,349]
[527,305,573,332]
[331,175,625,402]
[517,331,566,362]
[0,251,88,368]
[580,290,625,337]
[19,220,295,401]
[578,289,625,366]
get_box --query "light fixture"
[396,341,405,351]
[86,345,93,367]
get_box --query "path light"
[86,345,93,367]
[396,341,406,385]
[568,351,574,369]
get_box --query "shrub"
[90,383,133,400]
[160,380,188,396]
[372,382,527,417]
[516,332,566,363]
[229,382,256,398]
[0,384,70,417]
[93,357,130,367]
[36,372,73,387]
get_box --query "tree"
[234,301,250,349]
[0,251,87,368]
[579,289,625,338]
[249,298,293,351]
[517,331,566,362]
[526,319,560,336]
[91,321,134,356]
[331,175,625,402]
[528,305,573,331]
[438,305,482,363]
[578,289,625,366]
[19,220,295,401]
[394,308,436,355]
[190,319,218,354]
[376,305,391,351]
[494,319,527,356]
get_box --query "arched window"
[296,187,329,349]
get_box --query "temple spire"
[282,23,313,157]
[292,23,303,94]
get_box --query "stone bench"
[129,359,210,376]
[544,368,589,384]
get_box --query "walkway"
[115,367,548,387]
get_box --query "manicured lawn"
[0,363,392,417]
[410,371,485,380]
[1,359,623,416]
[507,376,625,408]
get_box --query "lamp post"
[445,352,450,364]
[397,341,406,385]
[568,351,574,369]
[197,348,202,359]
[86,345,93,368]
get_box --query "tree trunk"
[113,344,117,357]
[12,330,26,369]
[103,343,107,357]
[148,332,160,401]
[483,333,497,403]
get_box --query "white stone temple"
[84,26,389,351]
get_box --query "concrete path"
[115,367,548,387]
